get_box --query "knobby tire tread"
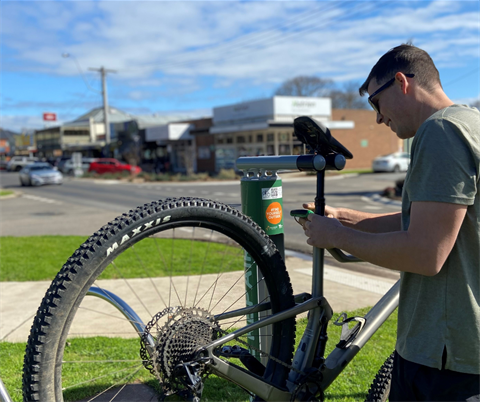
[365,351,395,402]
[22,197,296,401]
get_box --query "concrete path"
[0,253,398,343]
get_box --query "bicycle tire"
[365,351,395,402]
[22,197,296,401]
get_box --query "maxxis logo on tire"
[106,215,171,256]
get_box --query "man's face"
[367,76,416,140]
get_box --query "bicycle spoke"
[131,244,168,308]
[109,260,153,317]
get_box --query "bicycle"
[21,116,399,402]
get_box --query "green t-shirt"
[398,104,480,374]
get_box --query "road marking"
[94,180,119,185]
[22,194,62,205]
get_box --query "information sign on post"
[240,170,284,365]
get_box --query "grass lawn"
[0,309,396,402]
[0,190,14,196]
[0,236,243,281]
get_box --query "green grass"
[0,236,88,281]
[0,236,244,281]
[0,190,14,196]
[1,309,397,402]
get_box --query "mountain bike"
[22,116,399,402]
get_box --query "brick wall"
[331,109,402,169]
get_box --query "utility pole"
[88,66,117,151]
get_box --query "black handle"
[328,248,363,263]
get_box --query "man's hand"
[299,213,343,249]
[302,202,337,219]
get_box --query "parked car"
[372,152,410,173]
[19,163,63,186]
[6,156,39,172]
[88,158,142,175]
[0,158,8,170]
[56,157,72,172]
[61,157,96,175]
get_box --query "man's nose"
[376,112,384,125]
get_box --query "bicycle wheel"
[23,197,296,402]
[365,351,395,402]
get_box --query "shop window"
[278,132,289,142]
[267,133,274,142]
[279,144,291,155]
[293,144,305,155]
[256,134,264,143]
[237,136,246,144]
[198,146,211,160]
[226,136,233,144]
[267,145,275,155]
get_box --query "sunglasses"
[368,73,415,114]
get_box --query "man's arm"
[303,202,401,233]
[303,201,467,276]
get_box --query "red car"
[88,158,141,175]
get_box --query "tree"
[330,82,368,109]
[274,76,334,97]
[274,76,368,109]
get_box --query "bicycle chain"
[140,306,306,397]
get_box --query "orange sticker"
[265,202,282,224]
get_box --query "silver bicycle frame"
[79,154,400,401]
[0,378,13,402]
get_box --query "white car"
[6,156,39,171]
[372,152,410,173]
[61,157,95,175]
[19,163,63,186]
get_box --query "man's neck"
[415,88,454,128]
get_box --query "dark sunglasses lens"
[369,99,379,114]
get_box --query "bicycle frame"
[0,378,13,402]
[192,154,400,401]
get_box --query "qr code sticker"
[262,187,282,200]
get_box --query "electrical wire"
[121,1,349,73]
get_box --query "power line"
[443,67,480,87]
[122,1,346,73]
[153,1,384,72]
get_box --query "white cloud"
[1,0,479,131]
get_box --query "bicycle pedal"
[334,313,366,349]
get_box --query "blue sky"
[1,0,479,133]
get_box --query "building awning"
[209,119,354,134]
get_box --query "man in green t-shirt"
[301,44,479,400]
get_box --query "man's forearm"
[336,208,401,233]
[333,227,436,275]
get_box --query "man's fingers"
[302,202,314,210]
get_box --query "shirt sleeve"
[407,118,477,205]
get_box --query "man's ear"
[395,72,410,95]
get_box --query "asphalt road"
[0,170,403,255]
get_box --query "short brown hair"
[359,44,442,96]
